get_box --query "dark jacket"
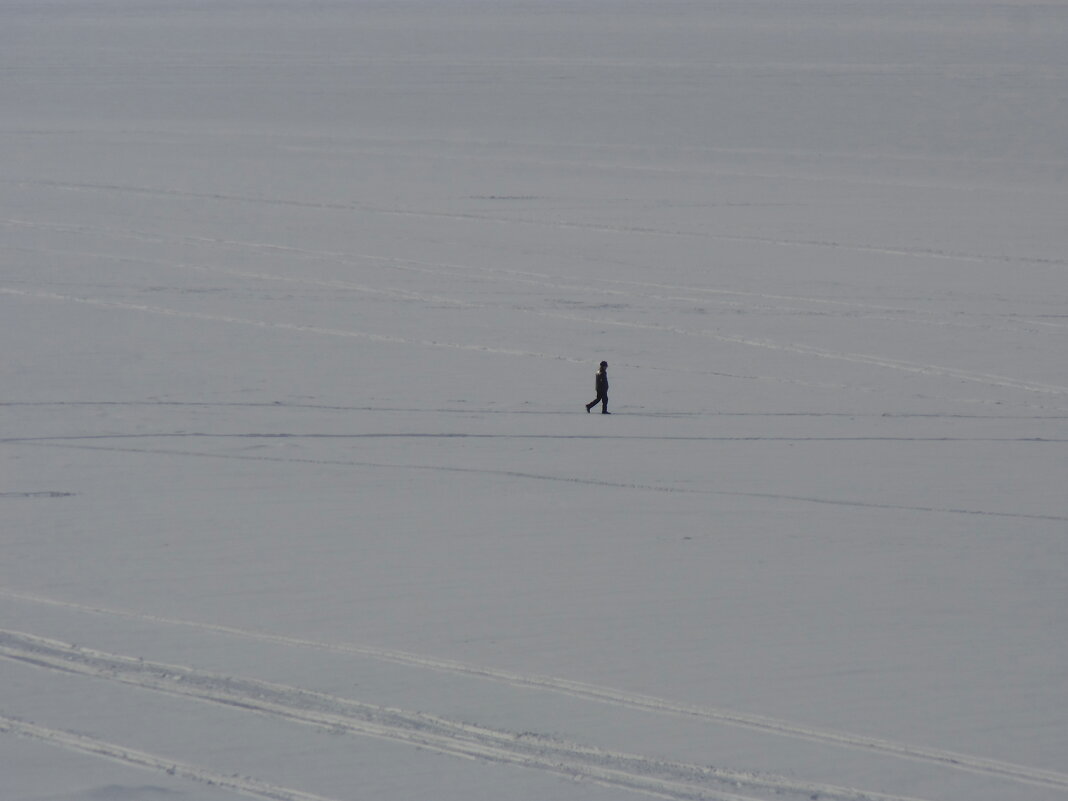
[595,371,609,395]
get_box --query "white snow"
[2,2,1067,800]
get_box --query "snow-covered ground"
[3,2,1067,800]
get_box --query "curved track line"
[5,400,1067,421]
[0,287,584,364]
[0,233,482,309]
[7,231,1064,356]
[6,177,1067,269]
[8,223,1064,396]
[0,281,870,393]
[7,217,1065,340]
[10,438,1067,523]
[1,629,925,801]
[0,715,341,801]
[539,311,1068,396]
[7,432,1068,444]
[6,284,1065,400]
[0,719,748,801]
[3,591,1067,792]
[0,284,885,395]
[0,490,77,498]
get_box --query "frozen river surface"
[2,2,1067,800]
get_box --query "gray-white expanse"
[3,2,1067,800]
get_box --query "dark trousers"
[586,392,607,413]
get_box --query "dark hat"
[600,361,608,367]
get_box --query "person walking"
[586,360,610,414]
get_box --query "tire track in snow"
[4,592,1068,794]
[0,629,924,801]
[0,716,343,801]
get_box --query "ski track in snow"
[3,592,1068,797]
[4,284,1067,402]
[0,286,586,364]
[0,273,921,397]
[7,432,1068,444]
[0,717,343,801]
[3,400,1067,421]
[7,129,1068,193]
[0,628,934,801]
[4,438,1065,523]
[5,8,1067,801]
[0,490,77,498]
[6,234,1066,349]
[6,213,1067,408]
[3,177,1068,270]
[537,310,1068,396]
[5,215,1068,341]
